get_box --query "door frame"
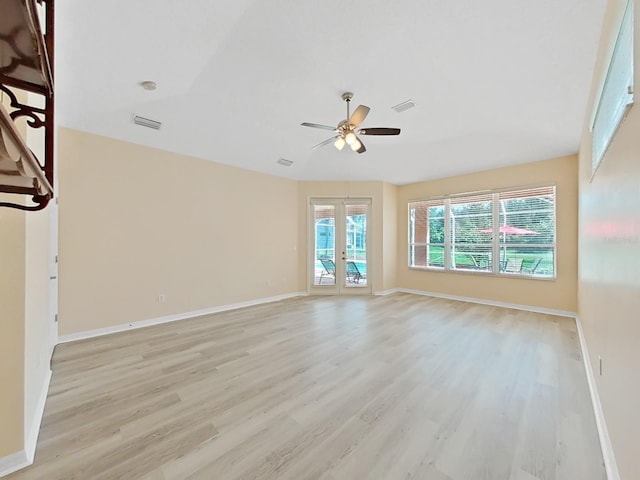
[307,197,372,295]
[48,198,58,356]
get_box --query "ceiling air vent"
[277,158,294,167]
[133,115,162,130]
[391,99,416,113]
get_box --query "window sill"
[408,266,556,281]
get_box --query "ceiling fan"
[301,92,400,154]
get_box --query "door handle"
[49,275,57,280]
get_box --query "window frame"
[408,186,557,279]
[590,0,634,178]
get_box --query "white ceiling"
[55,0,606,185]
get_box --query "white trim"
[25,369,52,463]
[575,317,620,480]
[374,288,401,296]
[0,450,29,478]
[395,288,577,318]
[58,292,307,344]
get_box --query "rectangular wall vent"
[277,158,294,166]
[392,99,416,113]
[133,115,162,130]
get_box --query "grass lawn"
[425,246,554,275]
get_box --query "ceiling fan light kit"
[301,92,401,154]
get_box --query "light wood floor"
[8,294,606,480]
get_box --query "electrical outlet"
[158,294,166,303]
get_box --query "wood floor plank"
[6,294,606,480]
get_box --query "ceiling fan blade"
[356,137,366,154]
[349,105,370,127]
[301,122,336,131]
[358,127,401,136]
[312,136,339,150]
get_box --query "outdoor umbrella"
[479,226,539,261]
[479,226,539,235]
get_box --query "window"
[409,199,445,268]
[450,194,493,272]
[409,186,556,278]
[591,0,634,175]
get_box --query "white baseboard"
[374,288,401,296]
[0,450,29,478]
[395,288,577,318]
[25,369,52,463]
[0,364,53,477]
[58,292,308,344]
[575,317,620,480]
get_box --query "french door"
[308,198,372,295]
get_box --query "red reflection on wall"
[584,219,640,243]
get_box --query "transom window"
[591,0,634,175]
[409,186,556,278]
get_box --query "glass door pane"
[313,205,336,286]
[309,198,371,295]
[343,204,367,288]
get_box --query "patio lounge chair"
[522,258,542,274]
[500,258,524,273]
[346,261,364,284]
[319,258,336,283]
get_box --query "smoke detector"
[140,81,157,91]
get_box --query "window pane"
[452,245,492,272]
[592,0,634,172]
[409,200,446,269]
[428,206,445,243]
[314,205,335,285]
[427,245,445,268]
[345,204,367,287]
[410,244,427,267]
[498,187,555,277]
[499,246,554,277]
[499,191,555,244]
[450,197,492,271]
[409,244,445,268]
[410,205,426,244]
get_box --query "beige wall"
[396,155,579,312]
[578,1,640,478]
[382,182,398,291]
[58,128,299,335]
[0,195,26,457]
[297,181,386,293]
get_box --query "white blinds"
[408,199,446,268]
[592,0,634,173]
[409,186,556,277]
[449,194,493,271]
